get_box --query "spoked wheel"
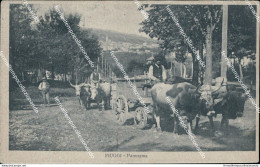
[134,107,148,129]
[114,95,128,125]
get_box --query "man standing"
[38,77,50,106]
[148,57,167,84]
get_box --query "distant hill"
[87,28,160,77]
[88,28,157,45]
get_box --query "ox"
[151,82,222,134]
[70,80,111,110]
[69,81,90,107]
[210,91,247,129]
[193,77,247,134]
[87,82,111,110]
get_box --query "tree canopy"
[139,4,256,84]
[10,4,102,83]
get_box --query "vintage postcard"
[0,0,259,164]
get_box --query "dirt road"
[9,97,256,152]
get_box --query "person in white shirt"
[38,77,50,106]
[89,68,101,88]
[148,57,167,84]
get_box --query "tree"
[36,8,82,80]
[10,4,37,75]
[10,5,102,84]
[35,8,101,83]
[221,5,228,78]
[126,60,144,77]
[176,5,222,84]
[227,5,256,80]
[140,5,222,85]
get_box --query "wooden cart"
[111,78,153,129]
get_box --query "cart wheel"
[134,107,148,129]
[114,95,128,125]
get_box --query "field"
[9,83,256,152]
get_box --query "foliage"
[10,4,37,72]
[10,5,102,83]
[228,5,256,60]
[126,60,145,76]
[139,4,256,82]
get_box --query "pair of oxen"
[151,77,247,135]
[69,81,111,111]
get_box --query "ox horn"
[211,78,224,94]
[188,83,201,94]
[196,83,202,93]
[79,83,90,87]
[78,83,84,87]
[69,80,76,88]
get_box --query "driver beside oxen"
[89,68,101,88]
[89,68,102,101]
[147,56,167,84]
[69,68,111,110]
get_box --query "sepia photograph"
[0,0,259,164]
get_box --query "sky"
[33,2,150,38]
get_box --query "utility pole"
[102,54,104,77]
[104,59,107,78]
[106,62,109,78]
[221,5,228,78]
[97,57,99,72]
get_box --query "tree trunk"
[180,63,183,77]
[169,61,173,79]
[191,60,193,78]
[173,62,175,77]
[102,54,104,77]
[97,57,99,72]
[183,64,186,78]
[221,5,228,78]
[192,52,199,86]
[51,64,55,80]
[75,68,78,85]
[239,59,243,80]
[71,69,75,83]
[105,60,107,78]
[199,41,204,85]
[205,26,213,85]
[64,72,67,82]
[170,61,173,77]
